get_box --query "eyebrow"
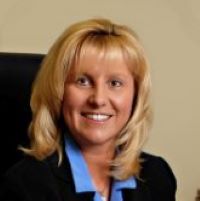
[75,71,131,78]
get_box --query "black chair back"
[0,52,44,176]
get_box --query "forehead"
[72,43,134,75]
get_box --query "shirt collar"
[64,135,137,194]
[64,135,95,193]
[113,176,136,190]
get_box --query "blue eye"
[76,76,90,86]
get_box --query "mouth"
[81,112,112,122]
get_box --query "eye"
[76,75,91,87]
[109,80,123,87]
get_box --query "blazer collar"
[45,150,95,201]
[123,188,141,201]
[44,141,151,201]
[45,151,71,182]
[122,180,152,201]
[46,154,149,201]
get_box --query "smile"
[81,113,112,121]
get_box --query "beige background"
[0,0,200,200]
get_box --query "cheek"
[62,90,70,112]
[62,86,85,115]
[62,90,79,130]
[63,85,74,104]
[62,97,71,126]
[116,91,134,115]
[62,88,76,119]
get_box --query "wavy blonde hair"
[22,18,152,180]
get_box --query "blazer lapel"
[45,152,95,201]
[44,151,153,201]
[76,192,95,201]
[122,181,152,201]
[46,151,71,182]
[122,189,139,201]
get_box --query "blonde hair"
[22,18,152,180]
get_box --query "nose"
[88,85,107,107]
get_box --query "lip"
[81,112,113,116]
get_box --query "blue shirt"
[64,136,137,201]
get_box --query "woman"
[0,18,176,201]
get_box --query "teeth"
[84,114,110,121]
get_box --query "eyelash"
[76,76,123,88]
[76,76,90,86]
[109,80,123,87]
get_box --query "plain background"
[0,0,199,200]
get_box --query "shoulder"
[138,152,177,200]
[3,155,51,181]
[0,155,62,201]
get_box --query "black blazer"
[0,152,176,201]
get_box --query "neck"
[82,147,113,177]
[81,144,115,173]
[80,139,115,162]
[80,145,114,201]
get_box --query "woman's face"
[63,50,135,150]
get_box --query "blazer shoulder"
[138,152,177,201]
[4,155,50,179]
[1,155,62,201]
